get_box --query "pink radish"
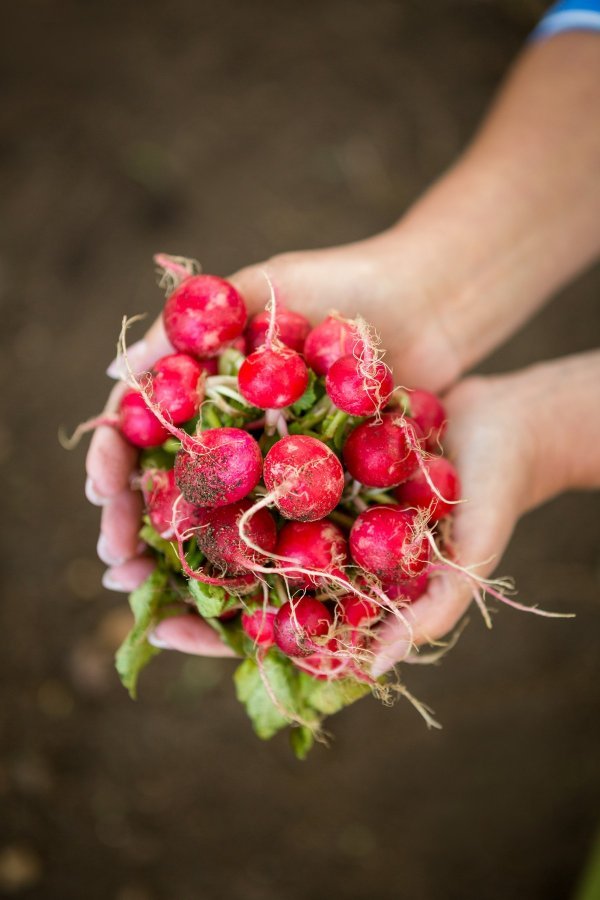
[193,499,277,575]
[338,594,382,628]
[293,646,350,680]
[140,468,204,538]
[395,457,460,522]
[238,346,309,409]
[246,307,311,354]
[163,274,247,358]
[148,353,206,424]
[273,598,334,657]
[326,352,393,416]
[263,435,345,521]
[350,506,430,580]
[119,389,171,448]
[303,314,363,376]
[241,605,278,648]
[274,519,348,589]
[383,571,429,603]
[343,414,424,488]
[174,427,262,508]
[404,388,447,451]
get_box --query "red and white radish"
[350,506,430,580]
[263,435,345,521]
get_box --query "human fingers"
[148,614,237,657]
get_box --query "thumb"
[106,315,174,380]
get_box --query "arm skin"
[85,33,600,650]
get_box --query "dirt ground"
[1,1,599,898]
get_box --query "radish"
[326,352,393,417]
[140,468,204,538]
[119,389,171,447]
[273,598,334,657]
[174,427,263,508]
[395,457,460,522]
[263,435,345,521]
[238,278,309,416]
[293,646,351,680]
[148,353,206,424]
[338,594,382,628]
[274,519,348,589]
[303,314,363,376]
[163,274,247,358]
[404,388,447,451]
[193,499,277,575]
[238,346,309,409]
[246,307,311,354]
[383,571,429,603]
[241,605,278,648]
[343,414,424,488]
[350,506,430,580]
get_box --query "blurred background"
[1,1,599,898]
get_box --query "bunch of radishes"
[77,254,466,754]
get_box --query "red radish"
[383,571,429,603]
[246,308,311,354]
[174,427,262,508]
[238,346,309,409]
[163,274,247,358]
[326,353,393,416]
[405,389,447,451]
[338,594,382,627]
[275,519,348,588]
[293,646,350,680]
[193,500,277,575]
[241,605,278,647]
[147,353,206,424]
[140,468,204,538]
[395,457,460,522]
[343,414,424,488]
[263,435,345,521]
[273,598,333,657]
[199,357,219,376]
[119,389,170,448]
[303,314,363,376]
[350,506,430,580]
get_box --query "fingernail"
[148,631,172,650]
[97,534,126,567]
[85,477,107,507]
[106,340,148,379]
[102,570,127,592]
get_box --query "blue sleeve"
[531,1,600,40]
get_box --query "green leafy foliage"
[291,369,318,415]
[234,650,372,755]
[139,522,181,570]
[115,569,178,698]
[289,726,315,760]
[299,672,372,715]
[187,578,240,619]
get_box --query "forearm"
[379,32,600,375]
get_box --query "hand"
[371,350,600,674]
[85,233,465,597]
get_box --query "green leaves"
[234,654,301,740]
[291,369,318,415]
[234,650,372,757]
[115,569,177,699]
[187,578,239,619]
